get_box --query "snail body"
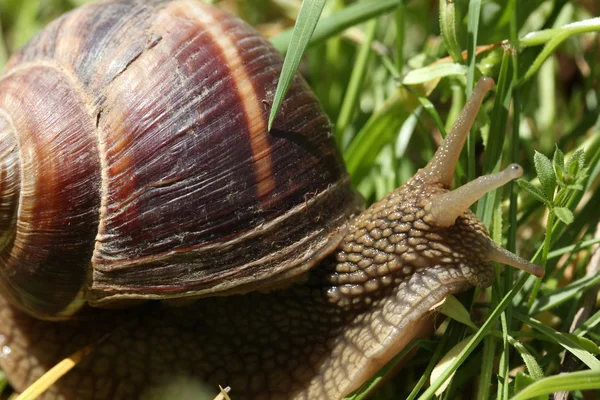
[0,1,542,399]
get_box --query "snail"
[0,0,545,399]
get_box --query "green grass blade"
[344,88,420,184]
[271,0,401,54]
[478,336,496,400]
[343,339,430,400]
[336,18,378,142]
[518,17,600,84]
[516,17,600,49]
[417,96,447,136]
[529,273,600,314]
[416,274,530,400]
[465,0,481,184]
[465,0,481,95]
[0,370,7,398]
[268,0,326,130]
[514,312,600,370]
[547,237,600,259]
[405,337,450,400]
[507,336,544,380]
[439,0,462,62]
[573,309,600,337]
[510,370,600,400]
[394,4,405,72]
[475,48,514,226]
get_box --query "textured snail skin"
[0,1,542,400]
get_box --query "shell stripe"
[184,3,275,199]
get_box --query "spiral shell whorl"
[0,113,19,244]
[0,65,100,319]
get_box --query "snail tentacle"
[425,163,523,228]
[486,241,545,277]
[416,77,495,186]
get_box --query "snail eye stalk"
[426,164,523,228]
[416,77,495,186]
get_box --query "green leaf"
[567,148,586,177]
[402,63,469,85]
[476,48,514,226]
[547,238,600,260]
[574,309,600,337]
[533,151,556,201]
[552,147,564,184]
[553,207,574,225]
[345,87,419,184]
[439,295,478,330]
[417,96,447,136]
[516,179,548,206]
[508,337,544,380]
[565,183,584,191]
[268,0,327,130]
[417,275,532,400]
[518,18,600,84]
[517,17,600,50]
[513,373,545,400]
[511,370,600,400]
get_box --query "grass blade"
[416,274,530,400]
[511,370,600,400]
[268,0,326,130]
[475,48,514,226]
[518,18,600,84]
[547,238,600,259]
[514,312,600,370]
[507,336,544,380]
[439,0,462,62]
[343,339,430,400]
[336,18,378,142]
[14,342,98,400]
[344,88,419,184]
[271,0,401,53]
[529,274,600,314]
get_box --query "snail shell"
[0,0,362,319]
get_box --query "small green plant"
[519,148,588,226]
[518,148,589,265]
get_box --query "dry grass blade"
[14,334,108,400]
[213,385,232,400]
